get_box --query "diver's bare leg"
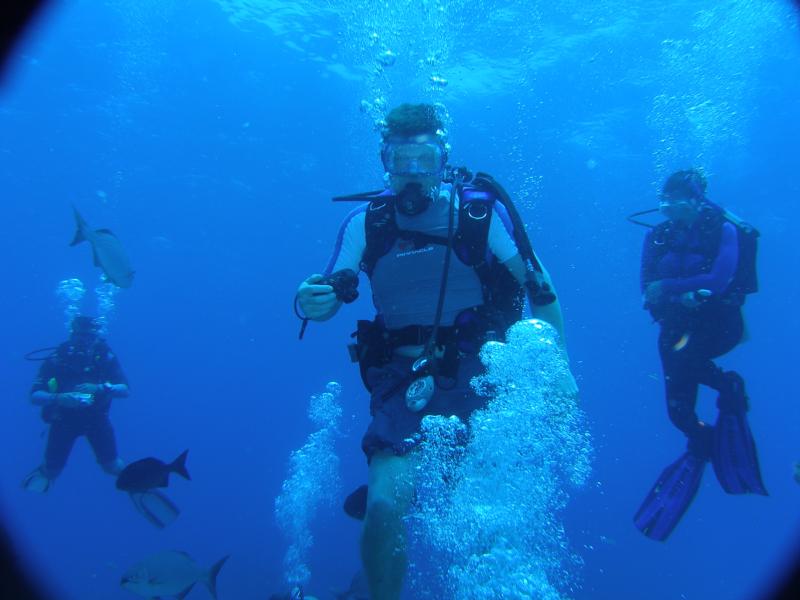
[361,452,416,600]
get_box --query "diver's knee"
[717,371,748,412]
[362,497,406,557]
[667,400,696,435]
[100,457,124,475]
[363,495,406,534]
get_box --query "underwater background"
[1,1,799,598]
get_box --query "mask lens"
[659,195,696,217]
[383,142,444,176]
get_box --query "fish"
[121,551,228,599]
[116,450,190,493]
[70,207,135,288]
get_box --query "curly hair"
[662,169,708,199]
[382,103,443,139]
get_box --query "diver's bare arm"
[503,254,568,351]
[31,390,57,407]
[107,383,129,398]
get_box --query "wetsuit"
[31,339,128,478]
[641,210,743,439]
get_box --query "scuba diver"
[22,315,179,528]
[23,315,129,492]
[631,169,766,541]
[295,103,574,599]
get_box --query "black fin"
[70,207,87,246]
[343,484,368,521]
[170,449,191,481]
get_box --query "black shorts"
[361,354,488,460]
[43,410,118,477]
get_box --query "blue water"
[1,1,799,599]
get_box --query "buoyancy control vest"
[350,170,555,333]
[333,169,556,389]
[639,202,759,305]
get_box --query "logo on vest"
[396,243,434,259]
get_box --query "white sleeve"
[488,209,520,263]
[331,211,367,273]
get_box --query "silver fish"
[71,207,135,288]
[121,551,228,599]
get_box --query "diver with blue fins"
[631,169,767,541]
[295,103,575,599]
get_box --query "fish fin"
[70,207,87,246]
[171,449,191,481]
[92,248,102,267]
[95,227,118,237]
[174,583,195,600]
[205,555,229,600]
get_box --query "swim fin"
[711,373,767,495]
[634,451,706,541]
[21,467,51,493]
[129,490,180,528]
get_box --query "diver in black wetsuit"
[633,169,766,541]
[22,315,129,492]
[642,170,748,448]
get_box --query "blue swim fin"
[129,490,180,528]
[711,372,767,496]
[634,451,706,541]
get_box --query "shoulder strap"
[453,185,494,267]
[362,186,497,278]
[362,197,399,277]
[468,171,556,306]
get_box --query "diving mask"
[659,194,700,220]
[381,139,446,177]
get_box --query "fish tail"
[171,449,191,481]
[70,206,87,246]
[205,555,229,599]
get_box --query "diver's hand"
[75,382,117,396]
[644,281,663,306]
[297,274,340,321]
[74,383,104,395]
[680,289,712,308]
[57,392,94,408]
[679,292,700,308]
